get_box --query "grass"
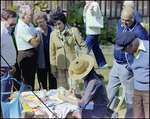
[34,54,126,118]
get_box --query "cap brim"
[115,44,125,50]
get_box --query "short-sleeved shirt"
[1,22,16,66]
[15,19,37,51]
[78,73,109,108]
[135,10,143,23]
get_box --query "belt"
[116,60,127,64]
[19,48,37,52]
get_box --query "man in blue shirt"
[106,7,149,118]
[115,31,149,118]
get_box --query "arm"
[73,28,88,55]
[0,68,5,76]
[49,33,57,74]
[69,88,83,99]
[140,22,145,28]
[28,33,41,47]
[90,2,101,17]
[57,92,79,105]
[136,11,145,28]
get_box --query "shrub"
[67,2,86,39]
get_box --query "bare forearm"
[29,34,41,46]
[62,96,78,105]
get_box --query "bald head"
[121,7,135,28]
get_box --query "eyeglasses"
[7,20,16,27]
[27,13,34,18]
[37,20,46,25]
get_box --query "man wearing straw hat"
[57,55,109,118]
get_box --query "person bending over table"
[57,55,109,118]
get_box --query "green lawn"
[34,54,126,118]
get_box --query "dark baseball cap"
[115,31,136,50]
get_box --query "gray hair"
[18,5,31,18]
[124,1,135,8]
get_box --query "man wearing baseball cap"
[115,31,149,118]
[107,7,149,118]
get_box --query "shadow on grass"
[103,80,108,86]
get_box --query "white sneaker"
[97,64,109,70]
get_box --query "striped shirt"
[78,73,109,108]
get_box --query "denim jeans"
[82,103,107,118]
[84,23,107,67]
[1,67,14,102]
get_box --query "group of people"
[1,0,149,118]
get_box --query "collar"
[136,38,146,52]
[121,20,138,32]
[133,38,146,58]
[56,25,72,38]
[56,25,73,45]
[1,21,9,34]
[18,19,32,27]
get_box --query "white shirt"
[1,22,16,66]
[83,1,103,35]
[15,19,37,51]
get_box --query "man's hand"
[0,68,5,76]
[52,72,58,78]
[90,4,96,10]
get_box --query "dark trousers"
[37,68,57,90]
[17,48,38,91]
[37,50,57,90]
[13,62,21,91]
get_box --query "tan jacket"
[50,25,88,73]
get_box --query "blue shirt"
[135,10,143,23]
[114,19,149,63]
[1,4,3,11]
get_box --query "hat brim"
[69,55,94,80]
[115,44,125,50]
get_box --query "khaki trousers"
[133,89,149,118]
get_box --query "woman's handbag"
[72,28,82,58]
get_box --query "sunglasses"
[7,20,16,27]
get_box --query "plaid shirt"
[78,73,109,108]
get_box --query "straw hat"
[69,55,94,80]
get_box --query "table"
[12,89,82,118]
